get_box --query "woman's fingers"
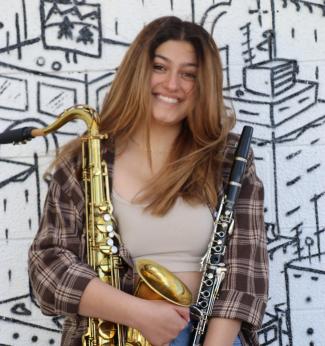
[134,300,189,346]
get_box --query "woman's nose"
[164,71,180,91]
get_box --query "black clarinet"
[189,125,253,345]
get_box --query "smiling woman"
[28,16,268,346]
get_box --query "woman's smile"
[155,94,179,104]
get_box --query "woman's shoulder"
[221,131,255,183]
[223,131,254,163]
[225,131,240,147]
[51,137,113,191]
[49,152,83,199]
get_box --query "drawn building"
[285,254,325,346]
[199,1,325,345]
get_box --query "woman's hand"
[132,299,190,346]
[79,278,189,346]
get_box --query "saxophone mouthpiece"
[0,127,44,145]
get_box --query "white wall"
[0,1,324,345]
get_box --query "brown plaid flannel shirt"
[28,133,268,346]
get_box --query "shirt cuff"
[54,263,97,315]
[211,289,267,329]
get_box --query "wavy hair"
[55,16,235,215]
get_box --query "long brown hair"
[56,16,235,215]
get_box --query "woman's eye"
[153,64,166,72]
[182,72,196,80]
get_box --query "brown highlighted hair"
[56,16,235,215]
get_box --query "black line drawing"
[0,1,324,345]
[198,0,325,345]
[40,0,102,62]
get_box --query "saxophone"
[0,105,192,346]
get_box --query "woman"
[28,16,268,346]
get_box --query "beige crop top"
[112,191,214,272]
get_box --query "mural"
[0,1,324,345]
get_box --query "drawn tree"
[76,26,94,44]
[58,16,74,40]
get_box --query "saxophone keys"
[106,224,114,232]
[103,214,111,221]
[107,239,114,246]
[111,246,118,254]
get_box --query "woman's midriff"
[175,271,202,302]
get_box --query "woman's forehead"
[154,40,198,66]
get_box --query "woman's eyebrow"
[154,54,198,67]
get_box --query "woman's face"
[150,40,198,127]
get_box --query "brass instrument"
[0,105,192,346]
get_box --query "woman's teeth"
[157,94,178,104]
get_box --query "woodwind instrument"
[0,104,192,346]
[189,126,253,345]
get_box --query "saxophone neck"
[0,105,101,145]
[33,105,100,138]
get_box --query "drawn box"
[0,75,28,112]
[244,59,298,97]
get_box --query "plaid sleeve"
[28,160,97,317]
[211,148,269,331]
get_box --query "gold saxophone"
[29,105,192,346]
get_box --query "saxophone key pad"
[103,214,111,221]
[111,246,118,254]
[106,224,114,232]
[107,239,114,246]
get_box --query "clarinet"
[189,125,253,345]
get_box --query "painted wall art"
[0,1,324,345]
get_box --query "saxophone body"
[0,105,192,346]
[43,104,125,345]
[77,107,124,345]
